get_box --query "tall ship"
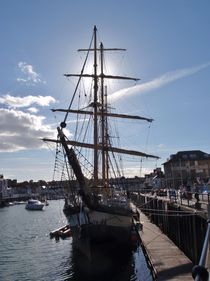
[43,26,158,257]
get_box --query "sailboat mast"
[104,86,109,184]
[93,26,98,186]
[100,42,106,185]
[47,26,159,188]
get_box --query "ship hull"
[64,206,135,258]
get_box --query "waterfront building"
[163,150,210,189]
[144,168,165,189]
[109,176,145,191]
[0,175,8,199]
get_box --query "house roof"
[163,150,210,165]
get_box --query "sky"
[0,0,210,182]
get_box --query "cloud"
[17,62,45,84]
[108,62,210,102]
[0,108,56,152]
[122,165,154,177]
[158,144,166,149]
[0,94,56,108]
[27,107,39,113]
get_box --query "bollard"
[192,265,209,281]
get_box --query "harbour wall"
[132,193,207,264]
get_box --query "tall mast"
[100,42,106,185]
[53,26,160,186]
[93,26,98,186]
[104,86,109,184]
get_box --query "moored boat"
[43,26,158,258]
[25,199,44,210]
[50,224,71,239]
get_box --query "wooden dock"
[139,211,193,280]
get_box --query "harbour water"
[0,200,152,281]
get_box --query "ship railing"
[192,217,210,281]
[132,188,210,207]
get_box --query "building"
[144,168,165,189]
[0,175,8,199]
[163,150,210,188]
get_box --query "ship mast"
[100,42,106,186]
[44,26,160,187]
[104,86,109,185]
[93,26,98,186]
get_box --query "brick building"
[163,150,210,188]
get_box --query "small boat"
[5,202,14,207]
[50,225,71,239]
[45,200,49,206]
[14,201,26,205]
[25,199,44,210]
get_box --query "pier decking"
[139,211,193,280]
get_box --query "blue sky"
[0,0,210,182]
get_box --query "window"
[190,154,196,159]
[190,161,195,166]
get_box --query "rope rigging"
[46,25,158,191]
[61,29,94,128]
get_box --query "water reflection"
[63,242,153,281]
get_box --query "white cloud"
[108,62,210,102]
[122,165,154,177]
[158,144,166,149]
[17,62,45,84]
[0,94,56,108]
[27,107,39,113]
[0,108,56,152]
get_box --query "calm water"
[0,200,152,281]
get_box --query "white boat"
[25,199,44,210]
